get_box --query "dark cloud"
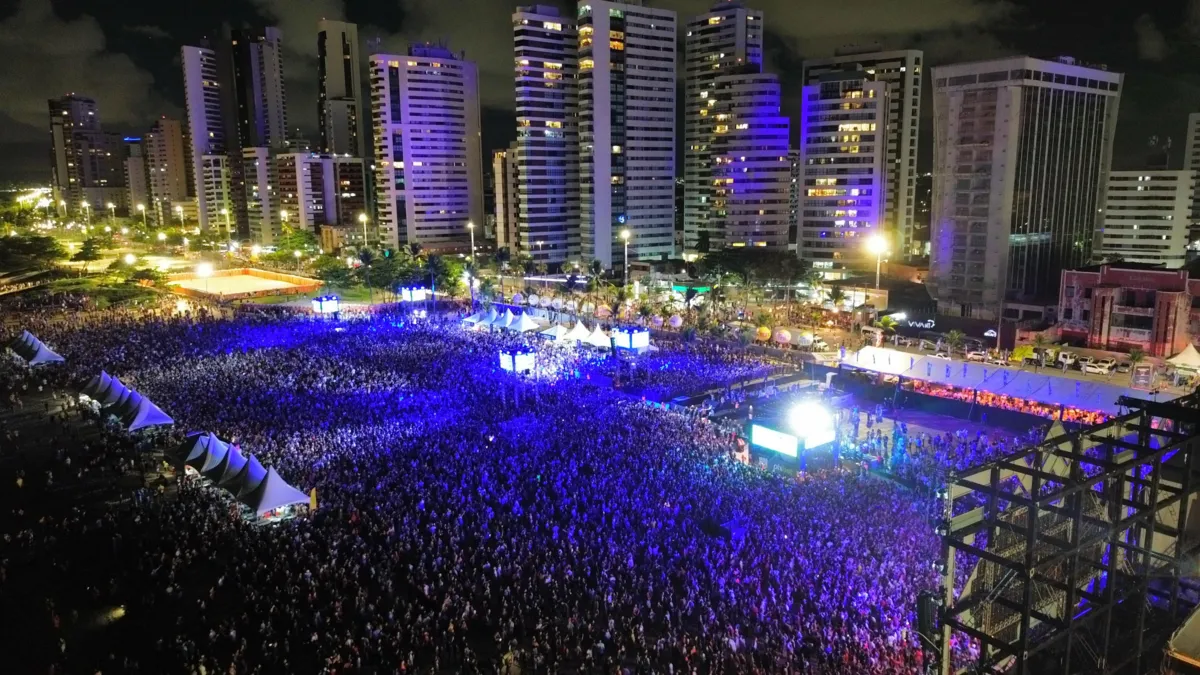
[0,0,175,143]
[124,24,171,39]
[1134,14,1167,61]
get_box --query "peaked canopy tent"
[81,371,114,399]
[1169,344,1200,371]
[173,431,221,465]
[98,377,132,407]
[509,313,540,333]
[215,446,250,487]
[495,309,518,330]
[847,346,1146,416]
[540,324,570,341]
[239,467,311,516]
[233,455,269,498]
[565,322,591,343]
[125,397,174,431]
[8,331,65,365]
[585,326,611,349]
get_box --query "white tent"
[107,386,135,412]
[100,378,132,407]
[27,342,65,365]
[233,455,269,498]
[8,331,64,365]
[113,390,145,421]
[462,310,485,324]
[585,326,611,349]
[197,435,230,473]
[126,397,174,431]
[540,324,569,341]
[1169,344,1200,370]
[509,313,539,333]
[239,467,310,516]
[81,371,113,398]
[497,309,517,329]
[175,432,215,465]
[216,446,250,487]
[565,322,591,343]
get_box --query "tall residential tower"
[930,56,1122,318]
[578,0,677,268]
[318,20,365,157]
[682,0,762,252]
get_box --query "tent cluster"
[540,321,611,349]
[168,432,309,516]
[80,371,174,431]
[463,307,540,333]
[6,330,65,365]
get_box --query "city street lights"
[157,231,167,243]
[220,208,231,251]
[82,201,91,227]
[357,213,369,248]
[106,202,115,227]
[293,249,302,271]
[175,205,184,228]
[467,221,475,264]
[196,262,213,294]
[620,229,631,286]
[137,203,147,228]
[866,234,889,290]
[123,253,137,266]
[280,210,290,233]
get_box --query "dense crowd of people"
[0,301,977,674]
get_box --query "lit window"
[612,145,623,154]
[546,121,562,128]
[610,40,624,50]
[580,58,594,70]
[735,123,749,130]
[708,16,721,24]
[545,62,563,70]
[543,22,562,31]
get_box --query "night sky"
[1,0,1199,185]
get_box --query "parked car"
[919,339,937,352]
[1084,358,1116,375]
[1058,352,1078,367]
[966,351,988,362]
[1115,361,1132,374]
[1074,355,1095,371]
[893,335,914,348]
[986,355,1008,366]
[932,352,952,360]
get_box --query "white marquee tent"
[509,313,539,333]
[540,324,569,341]
[1168,344,1200,371]
[7,330,65,365]
[238,467,311,516]
[565,322,591,343]
[585,326,611,349]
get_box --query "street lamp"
[175,205,184,228]
[137,203,147,228]
[120,227,128,236]
[220,208,231,251]
[123,253,136,266]
[157,231,167,242]
[280,210,289,233]
[106,202,115,227]
[866,234,889,290]
[620,229,631,286]
[357,213,369,248]
[196,261,214,294]
[293,249,302,271]
[467,221,475,264]
[82,201,91,227]
[251,244,262,257]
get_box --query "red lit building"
[1059,263,1196,357]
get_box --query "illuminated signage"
[400,287,427,302]
[907,319,935,329]
[984,329,997,338]
[500,350,535,373]
[612,328,650,350]
[751,424,799,458]
[311,296,340,314]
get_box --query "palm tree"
[358,247,376,304]
[827,286,846,309]
[876,315,898,334]
[1128,347,1146,370]
[589,258,604,278]
[945,329,966,354]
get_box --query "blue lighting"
[616,214,627,224]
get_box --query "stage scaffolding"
[936,392,1200,675]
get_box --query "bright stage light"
[789,401,836,448]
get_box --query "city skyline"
[0,0,1196,186]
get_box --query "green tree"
[313,255,356,289]
[589,258,604,277]
[945,330,966,353]
[129,268,166,285]
[1127,347,1146,368]
[71,237,102,262]
[827,286,846,308]
[0,234,66,270]
[876,315,898,334]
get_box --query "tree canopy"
[0,234,67,270]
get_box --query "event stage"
[167,268,323,301]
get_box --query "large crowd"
[0,300,975,674]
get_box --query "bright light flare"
[789,401,836,447]
[196,262,214,278]
[122,253,137,265]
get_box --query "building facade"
[143,118,189,226]
[1098,170,1191,268]
[182,45,231,232]
[513,5,580,264]
[277,153,333,233]
[369,45,484,251]
[48,94,99,214]
[930,56,1122,319]
[492,146,520,254]
[578,0,677,269]
[803,48,922,257]
[1059,264,1198,357]
[708,67,790,249]
[1184,112,1200,241]
[124,138,149,217]
[243,147,279,244]
[797,71,888,274]
[318,20,365,157]
[682,0,762,252]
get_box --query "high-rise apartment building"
[332,157,368,228]
[493,145,520,254]
[788,149,800,250]
[48,94,99,213]
[227,27,289,150]
[682,0,762,251]
[143,118,189,225]
[797,71,888,273]
[803,48,923,256]
[182,45,231,232]
[270,153,368,237]
[512,5,580,263]
[1097,170,1191,268]
[369,45,484,251]
[124,138,149,217]
[578,0,677,268]
[708,67,790,249]
[318,20,365,157]
[243,148,279,244]
[930,56,1122,318]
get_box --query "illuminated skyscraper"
[318,20,365,157]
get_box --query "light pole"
[467,221,476,264]
[175,205,184,228]
[280,209,290,235]
[293,249,302,271]
[620,229,631,287]
[82,201,91,227]
[357,213,369,248]
[196,262,213,294]
[866,234,889,290]
[106,202,116,228]
[58,200,66,218]
[137,203,147,228]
